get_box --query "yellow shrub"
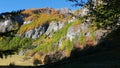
[45,38,52,43]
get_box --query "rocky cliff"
[0,8,110,65]
[0,18,18,33]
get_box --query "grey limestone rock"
[0,19,18,33]
[23,26,45,39]
[45,21,64,36]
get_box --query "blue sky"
[0,0,83,13]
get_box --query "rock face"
[66,22,90,41]
[58,8,72,14]
[0,18,18,33]
[0,8,113,66]
[68,17,76,23]
[45,21,64,36]
[66,20,109,46]
[23,26,46,39]
[22,21,64,39]
[66,26,80,41]
[94,30,109,41]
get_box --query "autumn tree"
[68,0,120,29]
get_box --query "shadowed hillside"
[0,27,120,68]
[34,27,120,68]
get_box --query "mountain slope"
[0,7,118,66]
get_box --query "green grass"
[79,33,86,45]
[72,18,83,26]
[89,27,96,41]
[34,22,73,54]
[0,36,34,51]
[33,17,84,55]
[60,39,74,56]
[33,18,84,55]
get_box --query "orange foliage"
[21,8,61,21]
[74,41,84,49]
[18,12,63,34]
[34,53,41,61]
[85,36,97,46]
[33,52,45,64]
[78,45,84,49]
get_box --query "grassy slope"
[17,13,63,34]
[37,27,120,68]
[34,22,73,53]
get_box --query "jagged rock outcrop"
[66,22,90,41]
[66,24,78,41]
[0,18,18,33]
[23,26,46,39]
[0,7,114,66]
[45,21,64,36]
[66,20,109,46]
[21,21,64,39]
